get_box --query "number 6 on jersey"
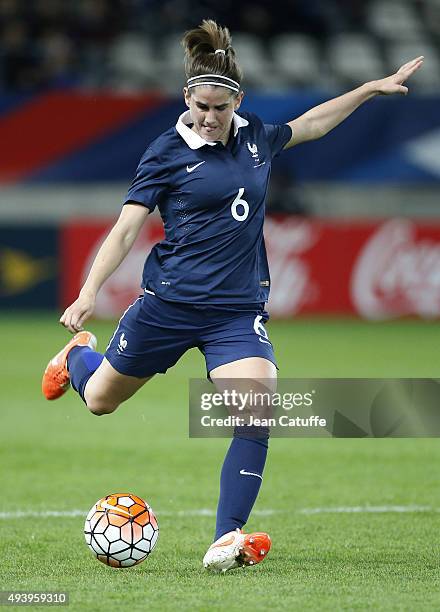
[231,188,249,221]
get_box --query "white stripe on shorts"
[106,296,143,351]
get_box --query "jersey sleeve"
[124,147,169,212]
[263,123,293,158]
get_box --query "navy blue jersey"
[124,110,292,304]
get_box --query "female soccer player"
[42,20,423,572]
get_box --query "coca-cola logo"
[264,217,319,316]
[351,219,440,319]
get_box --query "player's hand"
[59,292,96,334]
[372,56,424,96]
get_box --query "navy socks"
[67,346,104,402]
[214,433,269,540]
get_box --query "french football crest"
[247,142,259,157]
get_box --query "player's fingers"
[70,312,85,333]
[59,306,80,333]
[75,316,86,331]
[413,58,424,71]
[406,58,424,75]
[61,318,76,334]
[60,319,74,333]
[398,56,424,70]
[395,65,422,88]
[59,315,71,330]
[59,308,69,324]
[397,57,424,75]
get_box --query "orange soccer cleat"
[239,531,272,566]
[203,528,271,573]
[42,331,97,400]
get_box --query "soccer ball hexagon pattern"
[84,493,159,567]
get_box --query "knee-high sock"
[67,346,103,402]
[214,433,268,541]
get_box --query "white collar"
[175,111,249,149]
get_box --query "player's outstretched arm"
[284,56,424,149]
[60,203,149,334]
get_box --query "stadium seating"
[108,34,161,90]
[327,34,385,87]
[1,0,440,93]
[230,33,284,90]
[159,33,187,93]
[367,0,424,40]
[271,34,322,88]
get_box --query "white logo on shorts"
[258,337,272,345]
[253,315,271,345]
[118,333,128,352]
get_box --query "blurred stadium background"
[1,0,440,317]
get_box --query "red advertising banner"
[61,216,440,320]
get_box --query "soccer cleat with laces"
[42,331,97,400]
[203,528,271,573]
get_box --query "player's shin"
[214,426,269,541]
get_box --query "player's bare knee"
[86,396,120,416]
[88,403,119,416]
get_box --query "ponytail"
[182,20,243,92]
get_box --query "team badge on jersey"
[247,142,259,159]
[247,142,264,167]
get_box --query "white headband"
[187,73,240,93]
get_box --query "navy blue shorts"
[104,292,277,378]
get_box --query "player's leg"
[41,327,152,415]
[199,306,278,572]
[76,357,152,416]
[42,296,149,409]
[42,292,194,414]
[210,356,276,540]
[203,356,275,571]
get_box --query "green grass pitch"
[2,314,440,611]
